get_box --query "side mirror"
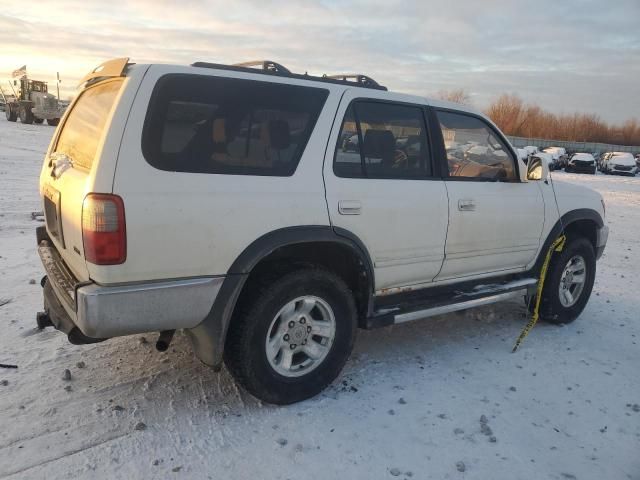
[526,156,549,181]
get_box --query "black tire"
[47,118,60,126]
[33,117,44,124]
[6,105,17,122]
[538,236,596,324]
[224,268,357,404]
[19,105,33,124]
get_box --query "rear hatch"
[39,78,124,282]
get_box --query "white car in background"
[602,152,638,175]
[524,145,539,156]
[534,152,556,171]
[543,147,566,169]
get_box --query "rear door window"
[142,74,329,176]
[334,101,432,179]
[54,79,123,170]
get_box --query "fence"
[506,136,640,154]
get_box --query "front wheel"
[538,237,596,324]
[224,268,357,404]
[47,118,60,126]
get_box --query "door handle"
[458,199,476,211]
[338,200,362,215]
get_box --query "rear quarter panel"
[102,65,340,284]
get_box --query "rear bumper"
[37,226,223,341]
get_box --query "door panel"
[437,181,544,280]
[431,108,545,280]
[324,91,448,291]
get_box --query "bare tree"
[485,95,640,146]
[436,89,471,105]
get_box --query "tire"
[538,236,596,324]
[33,117,44,124]
[47,118,60,126]
[6,105,17,122]
[224,268,357,404]
[19,105,33,124]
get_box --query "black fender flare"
[186,225,375,367]
[532,208,604,274]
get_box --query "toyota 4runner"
[36,58,609,404]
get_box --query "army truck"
[5,77,63,125]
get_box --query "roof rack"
[232,60,291,75]
[323,74,382,89]
[190,60,387,91]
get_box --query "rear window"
[54,79,123,170]
[142,74,329,176]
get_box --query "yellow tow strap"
[512,234,566,353]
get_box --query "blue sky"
[1,0,638,123]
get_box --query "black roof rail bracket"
[232,60,291,75]
[190,61,387,91]
[324,74,382,89]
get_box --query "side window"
[435,110,517,181]
[143,75,329,176]
[334,101,431,179]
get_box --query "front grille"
[614,165,632,171]
[573,161,594,167]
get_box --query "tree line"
[437,89,640,147]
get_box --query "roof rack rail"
[190,61,387,91]
[324,74,382,89]
[232,60,291,75]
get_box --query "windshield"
[54,79,123,170]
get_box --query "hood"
[611,155,635,166]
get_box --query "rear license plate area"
[43,186,65,248]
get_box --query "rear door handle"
[338,200,362,215]
[458,199,476,211]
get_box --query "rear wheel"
[47,118,60,126]
[19,105,33,124]
[538,237,596,324]
[33,117,44,124]
[224,268,357,404]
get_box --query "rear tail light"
[82,193,126,265]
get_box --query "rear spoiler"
[78,57,131,87]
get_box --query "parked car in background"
[597,152,610,171]
[565,153,596,174]
[533,152,555,171]
[601,152,638,175]
[543,147,568,169]
[635,153,640,170]
[523,145,539,156]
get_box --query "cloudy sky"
[1,0,638,123]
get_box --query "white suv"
[36,58,609,404]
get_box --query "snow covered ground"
[0,118,638,480]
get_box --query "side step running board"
[365,278,537,329]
